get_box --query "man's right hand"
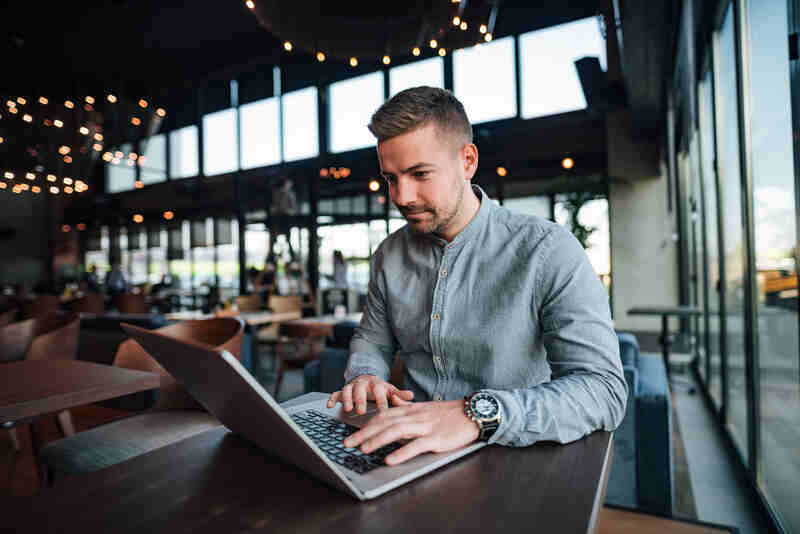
[327,374,414,414]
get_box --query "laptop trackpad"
[336,404,378,428]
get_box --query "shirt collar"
[422,184,491,249]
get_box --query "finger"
[353,381,369,415]
[360,422,427,454]
[326,391,341,408]
[394,389,414,401]
[343,406,415,448]
[341,382,354,412]
[386,436,437,466]
[372,383,390,412]
[390,393,412,406]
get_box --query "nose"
[391,176,417,207]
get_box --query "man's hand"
[342,400,481,466]
[327,374,414,414]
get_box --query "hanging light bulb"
[452,16,461,26]
[63,155,73,163]
[349,57,358,67]
[369,180,380,192]
[93,143,103,151]
[22,114,32,123]
[77,223,86,231]
[163,211,175,220]
[138,99,148,108]
[131,117,141,126]
[283,41,293,51]
[50,186,59,194]
[31,186,41,194]
[132,214,144,223]
[46,174,56,182]
[135,180,144,189]
[64,100,74,109]
[245,0,255,8]
[460,21,468,30]
[382,55,391,65]
[94,133,104,141]
[438,47,446,56]
[429,39,438,48]
[85,96,95,104]
[479,24,488,34]
[484,32,493,42]
[79,126,89,135]
[58,145,71,155]
[16,97,26,105]
[63,177,73,185]
[561,157,575,170]
[316,51,326,62]
[0,182,6,190]
[156,108,166,117]
[412,47,421,56]
[38,97,48,105]
[53,119,63,128]
[25,172,35,180]
[4,172,14,179]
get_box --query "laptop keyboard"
[290,409,403,474]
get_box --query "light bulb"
[452,16,460,26]
[284,41,292,51]
[107,94,117,103]
[412,47,421,56]
[382,55,390,65]
[316,51,326,62]
[349,57,358,67]
[479,24,487,34]
[429,39,437,48]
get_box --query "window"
[453,37,517,124]
[329,72,385,153]
[282,87,319,162]
[203,108,238,176]
[240,97,280,169]
[140,134,166,185]
[520,17,606,119]
[389,57,444,97]
[106,143,136,193]
[503,196,551,220]
[746,1,800,531]
[169,126,199,179]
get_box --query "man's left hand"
[343,400,480,465]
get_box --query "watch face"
[471,393,499,419]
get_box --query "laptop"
[120,323,486,500]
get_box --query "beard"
[398,181,464,237]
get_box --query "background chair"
[39,317,244,483]
[19,295,61,319]
[112,293,147,314]
[69,293,106,314]
[234,293,262,312]
[273,321,328,398]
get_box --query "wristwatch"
[464,391,502,441]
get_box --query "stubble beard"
[402,179,465,237]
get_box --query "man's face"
[377,122,476,237]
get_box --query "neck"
[438,185,481,242]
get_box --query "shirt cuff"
[482,388,528,447]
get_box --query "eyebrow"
[381,162,436,178]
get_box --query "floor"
[668,359,773,534]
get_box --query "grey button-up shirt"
[345,186,627,447]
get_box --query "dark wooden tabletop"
[16,393,613,534]
[0,359,160,423]
[628,305,703,317]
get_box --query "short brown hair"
[368,86,473,146]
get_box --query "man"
[327,86,627,466]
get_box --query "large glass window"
[699,67,722,408]
[169,126,199,179]
[318,224,372,292]
[715,3,747,455]
[519,17,606,119]
[106,143,136,193]
[202,108,238,176]
[140,134,166,185]
[503,195,551,219]
[282,87,319,162]
[453,37,517,124]
[240,97,281,169]
[329,72,385,153]
[389,57,444,97]
[746,1,799,531]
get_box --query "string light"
[429,39,438,48]
[9,107,18,115]
[382,55,391,65]
[62,225,71,233]
[460,21,468,30]
[484,32,493,42]
[39,97,48,105]
[47,174,56,182]
[453,16,461,26]
[58,145,71,155]
[0,182,6,190]
[64,100,74,109]
[412,47,421,56]
[115,151,123,158]
[561,157,574,170]
[0,137,3,144]
[369,180,380,192]
[16,97,26,105]
[316,51,326,62]
[128,152,138,160]
[139,99,148,108]
[32,185,40,193]
[77,223,86,231]
[54,119,63,128]
[25,172,35,180]
[64,186,73,194]
[131,117,141,126]
[23,114,32,122]
[284,41,293,51]
[496,166,507,177]
[438,47,446,56]
[156,108,166,117]
[79,126,89,135]
[94,133,103,141]
[43,119,52,126]
[50,186,59,194]
[63,177,73,185]
[64,155,73,163]
[132,214,144,223]
[245,0,255,8]
[479,24,487,34]
[349,57,358,67]
[85,96,95,104]
[6,100,15,108]
[135,180,144,189]
[102,152,113,162]
[163,211,175,220]
[93,143,103,151]
[107,94,117,103]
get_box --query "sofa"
[304,325,673,516]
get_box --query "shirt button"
[440,269,448,277]
[432,313,440,320]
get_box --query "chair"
[0,317,36,364]
[255,295,304,388]
[19,295,61,319]
[69,293,106,314]
[112,292,148,314]
[0,307,18,326]
[234,293,263,311]
[40,317,245,482]
[273,321,328,398]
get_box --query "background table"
[18,393,613,533]
[0,360,160,424]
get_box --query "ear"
[461,143,479,181]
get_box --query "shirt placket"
[429,245,450,402]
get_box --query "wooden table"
[166,309,303,326]
[0,360,160,424]
[282,312,363,336]
[17,392,613,533]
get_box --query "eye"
[413,171,429,179]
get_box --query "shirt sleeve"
[344,245,398,383]
[486,226,628,447]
